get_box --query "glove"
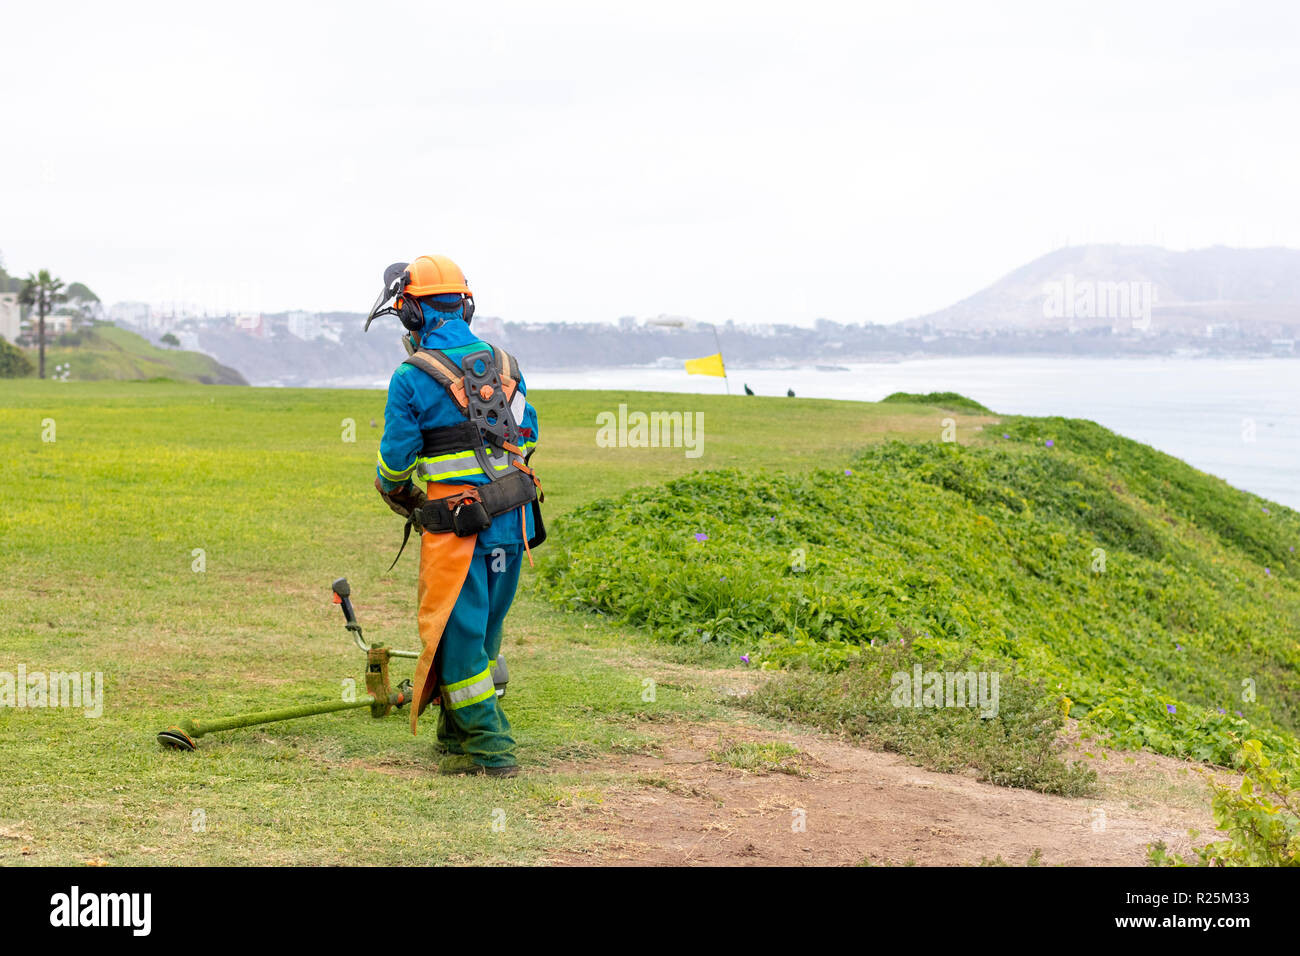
[375,477,427,522]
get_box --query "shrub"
[537,430,1300,771]
[1149,738,1300,866]
[880,391,993,413]
[0,335,33,378]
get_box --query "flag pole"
[648,316,729,394]
[705,321,728,394]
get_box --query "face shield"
[363,262,411,332]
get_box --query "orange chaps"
[409,481,477,735]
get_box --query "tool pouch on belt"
[450,497,491,537]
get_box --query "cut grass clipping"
[539,416,1300,779]
[746,644,1095,796]
[711,741,806,776]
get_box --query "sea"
[522,356,1299,510]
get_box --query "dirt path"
[547,719,1226,866]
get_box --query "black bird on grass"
[743,383,755,395]
[787,388,795,397]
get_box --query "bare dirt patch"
[545,719,1225,866]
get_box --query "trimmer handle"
[331,577,358,626]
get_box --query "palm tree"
[18,270,66,379]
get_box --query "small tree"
[160,333,180,348]
[65,282,101,330]
[18,270,66,379]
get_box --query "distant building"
[286,310,325,340]
[19,310,77,339]
[471,314,506,340]
[110,301,151,326]
[46,313,76,335]
[142,309,179,332]
[1271,339,1295,355]
[0,292,19,342]
[235,313,266,338]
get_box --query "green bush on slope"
[537,420,1300,770]
[0,335,33,377]
[39,325,247,384]
[880,391,993,413]
[1149,738,1300,866]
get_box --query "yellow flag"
[684,352,726,377]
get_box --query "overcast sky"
[2,0,1298,325]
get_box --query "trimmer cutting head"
[156,726,198,751]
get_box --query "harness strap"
[403,350,467,408]
[422,421,516,458]
[403,346,520,412]
[420,421,483,457]
[388,516,418,572]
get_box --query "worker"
[364,255,544,777]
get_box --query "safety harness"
[387,345,545,570]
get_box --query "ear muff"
[462,294,475,325]
[395,271,425,331]
[397,296,424,331]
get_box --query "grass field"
[0,379,990,865]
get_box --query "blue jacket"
[376,300,540,551]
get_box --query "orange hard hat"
[404,255,471,297]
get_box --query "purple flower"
[1002,433,1010,439]
[1166,704,1176,715]
[1262,507,1270,514]
[1235,710,1243,718]
[1045,439,1054,448]
[694,532,709,543]
[1265,568,1271,575]
[1217,708,1226,715]
[1175,643,1183,651]
[740,654,750,664]
[844,468,853,476]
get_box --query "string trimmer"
[155,577,450,751]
